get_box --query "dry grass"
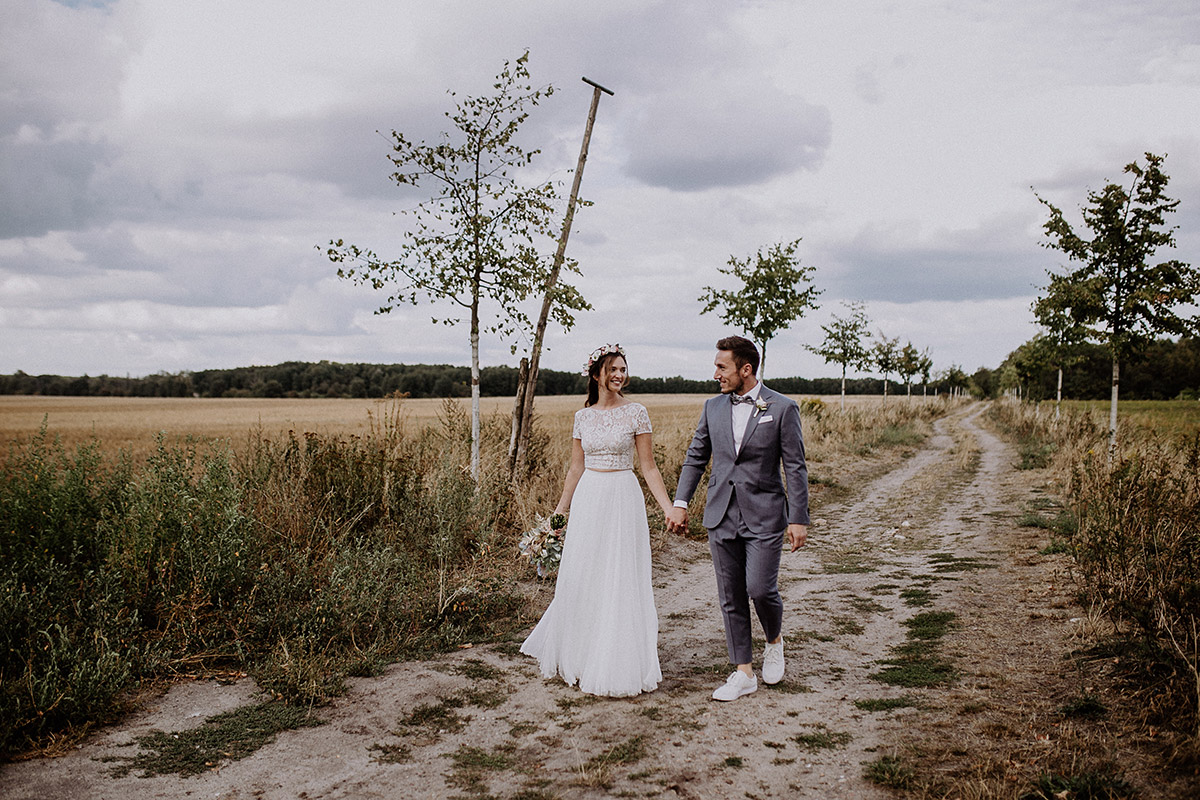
[0,392,895,463]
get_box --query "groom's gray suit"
[674,385,809,665]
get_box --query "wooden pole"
[510,77,613,478]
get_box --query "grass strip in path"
[104,701,322,777]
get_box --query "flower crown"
[582,343,625,376]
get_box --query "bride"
[520,344,673,696]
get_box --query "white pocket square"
[757,415,773,423]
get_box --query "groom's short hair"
[716,336,759,375]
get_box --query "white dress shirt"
[731,382,762,454]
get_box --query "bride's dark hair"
[585,352,628,408]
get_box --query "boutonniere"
[753,398,769,416]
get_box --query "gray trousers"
[708,489,785,665]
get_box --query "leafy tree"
[805,300,871,410]
[871,333,900,398]
[895,341,923,398]
[1035,152,1199,454]
[917,349,934,397]
[940,364,969,398]
[699,239,822,379]
[325,52,588,482]
[970,367,997,399]
[1004,334,1057,401]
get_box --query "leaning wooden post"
[510,77,614,479]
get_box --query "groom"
[666,336,809,701]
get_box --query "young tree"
[871,333,900,398]
[805,300,871,410]
[918,349,934,397]
[896,341,923,398]
[1035,152,1199,455]
[325,53,588,483]
[698,239,822,379]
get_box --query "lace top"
[572,402,653,470]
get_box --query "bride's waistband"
[585,467,633,473]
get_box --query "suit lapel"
[714,393,736,457]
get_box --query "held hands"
[665,506,688,534]
[787,524,808,552]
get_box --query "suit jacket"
[674,385,810,533]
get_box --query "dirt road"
[1,402,1054,799]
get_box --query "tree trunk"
[469,298,481,484]
[760,340,768,381]
[508,357,529,474]
[1108,356,1119,460]
[840,365,846,412]
[1055,367,1063,421]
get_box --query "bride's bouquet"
[518,512,567,578]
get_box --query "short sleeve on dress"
[572,409,583,440]
[633,403,652,435]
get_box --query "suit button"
[728,480,734,485]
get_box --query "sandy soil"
[0,402,1118,799]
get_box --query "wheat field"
[0,393,885,460]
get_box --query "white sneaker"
[763,639,785,685]
[712,670,757,701]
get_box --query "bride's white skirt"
[520,469,661,696]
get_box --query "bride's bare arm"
[635,432,674,516]
[553,438,586,515]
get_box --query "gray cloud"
[623,92,831,191]
[823,219,1046,304]
[0,135,114,237]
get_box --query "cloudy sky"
[3,0,1199,383]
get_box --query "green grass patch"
[451,658,507,681]
[871,611,959,688]
[904,610,957,640]
[853,696,918,712]
[792,725,852,751]
[899,587,935,607]
[1022,770,1135,799]
[368,741,412,764]
[107,701,322,777]
[821,548,877,574]
[929,553,993,573]
[723,755,744,768]
[585,735,647,771]
[398,695,469,735]
[1039,538,1071,555]
[833,616,866,636]
[447,744,514,771]
[848,597,889,614]
[876,424,925,448]
[864,754,915,789]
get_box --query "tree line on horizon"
[0,360,915,400]
[2,336,1198,401]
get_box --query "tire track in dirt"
[0,403,1016,800]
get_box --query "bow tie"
[731,394,754,405]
